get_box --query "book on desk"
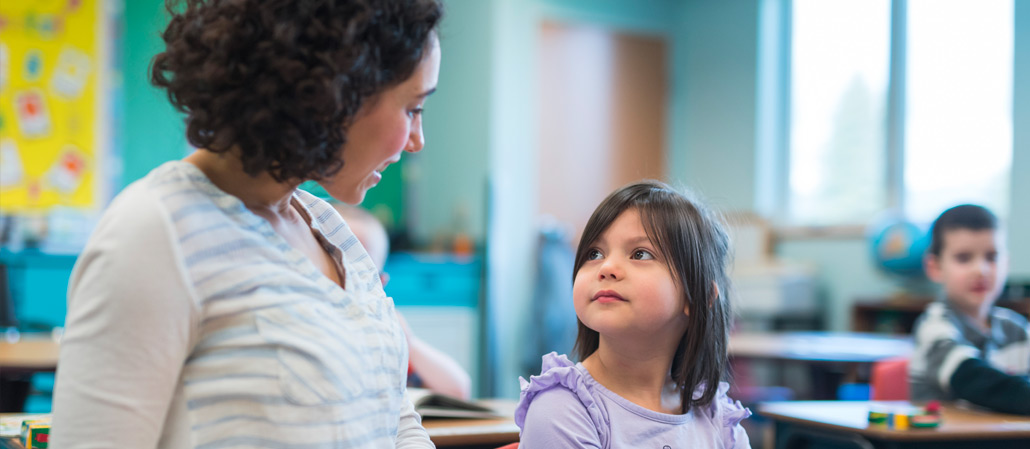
[408,388,503,419]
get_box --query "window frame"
[770,0,1011,237]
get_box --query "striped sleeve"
[51,182,200,448]
[912,304,980,394]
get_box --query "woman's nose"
[405,117,424,153]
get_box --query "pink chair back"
[871,356,909,400]
[495,443,519,449]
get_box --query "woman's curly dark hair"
[151,0,443,182]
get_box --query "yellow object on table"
[20,418,49,449]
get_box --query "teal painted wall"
[122,0,185,187]
[670,0,761,211]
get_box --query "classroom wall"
[408,0,494,246]
[1011,0,1030,278]
[669,0,761,211]
[122,0,187,187]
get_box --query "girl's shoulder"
[695,382,752,448]
[515,353,610,447]
[515,352,604,427]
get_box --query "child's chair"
[495,443,518,449]
[871,356,910,400]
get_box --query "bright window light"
[904,0,1013,223]
[789,0,891,225]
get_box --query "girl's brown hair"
[573,180,733,412]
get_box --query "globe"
[868,216,930,279]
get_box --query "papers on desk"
[0,414,47,437]
[407,388,503,419]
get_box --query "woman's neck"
[582,340,682,414]
[184,149,299,220]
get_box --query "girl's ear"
[684,282,720,316]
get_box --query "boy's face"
[926,229,1008,317]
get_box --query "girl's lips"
[593,290,626,302]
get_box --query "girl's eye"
[587,249,603,260]
[632,249,655,260]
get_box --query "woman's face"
[321,36,441,204]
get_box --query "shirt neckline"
[166,160,351,297]
[573,362,695,424]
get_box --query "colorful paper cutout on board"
[0,0,105,212]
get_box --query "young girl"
[515,180,751,448]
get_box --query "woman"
[51,0,443,447]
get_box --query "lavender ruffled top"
[515,353,752,449]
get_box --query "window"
[786,0,1013,226]
[789,0,891,225]
[904,0,1013,223]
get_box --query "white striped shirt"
[52,161,432,448]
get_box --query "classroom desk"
[0,334,60,375]
[1,401,521,449]
[423,399,520,448]
[729,331,913,363]
[729,332,913,400]
[760,401,1030,449]
[0,334,59,412]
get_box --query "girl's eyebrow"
[627,236,651,245]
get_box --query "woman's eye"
[632,249,655,260]
[587,249,603,260]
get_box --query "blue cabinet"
[0,249,77,330]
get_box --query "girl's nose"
[598,259,622,281]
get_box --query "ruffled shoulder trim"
[702,382,752,448]
[514,353,608,440]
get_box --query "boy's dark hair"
[151,0,443,182]
[929,204,998,256]
[572,180,733,412]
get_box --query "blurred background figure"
[334,203,472,400]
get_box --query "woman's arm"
[51,193,198,447]
[395,394,435,448]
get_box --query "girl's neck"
[582,341,682,414]
[184,149,300,221]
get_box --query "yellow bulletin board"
[0,0,108,213]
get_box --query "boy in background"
[909,204,1030,415]
[334,203,473,400]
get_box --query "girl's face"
[573,208,688,347]
[320,35,442,204]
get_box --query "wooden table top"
[760,401,1030,441]
[422,399,520,447]
[729,331,913,363]
[2,401,521,449]
[0,334,59,374]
